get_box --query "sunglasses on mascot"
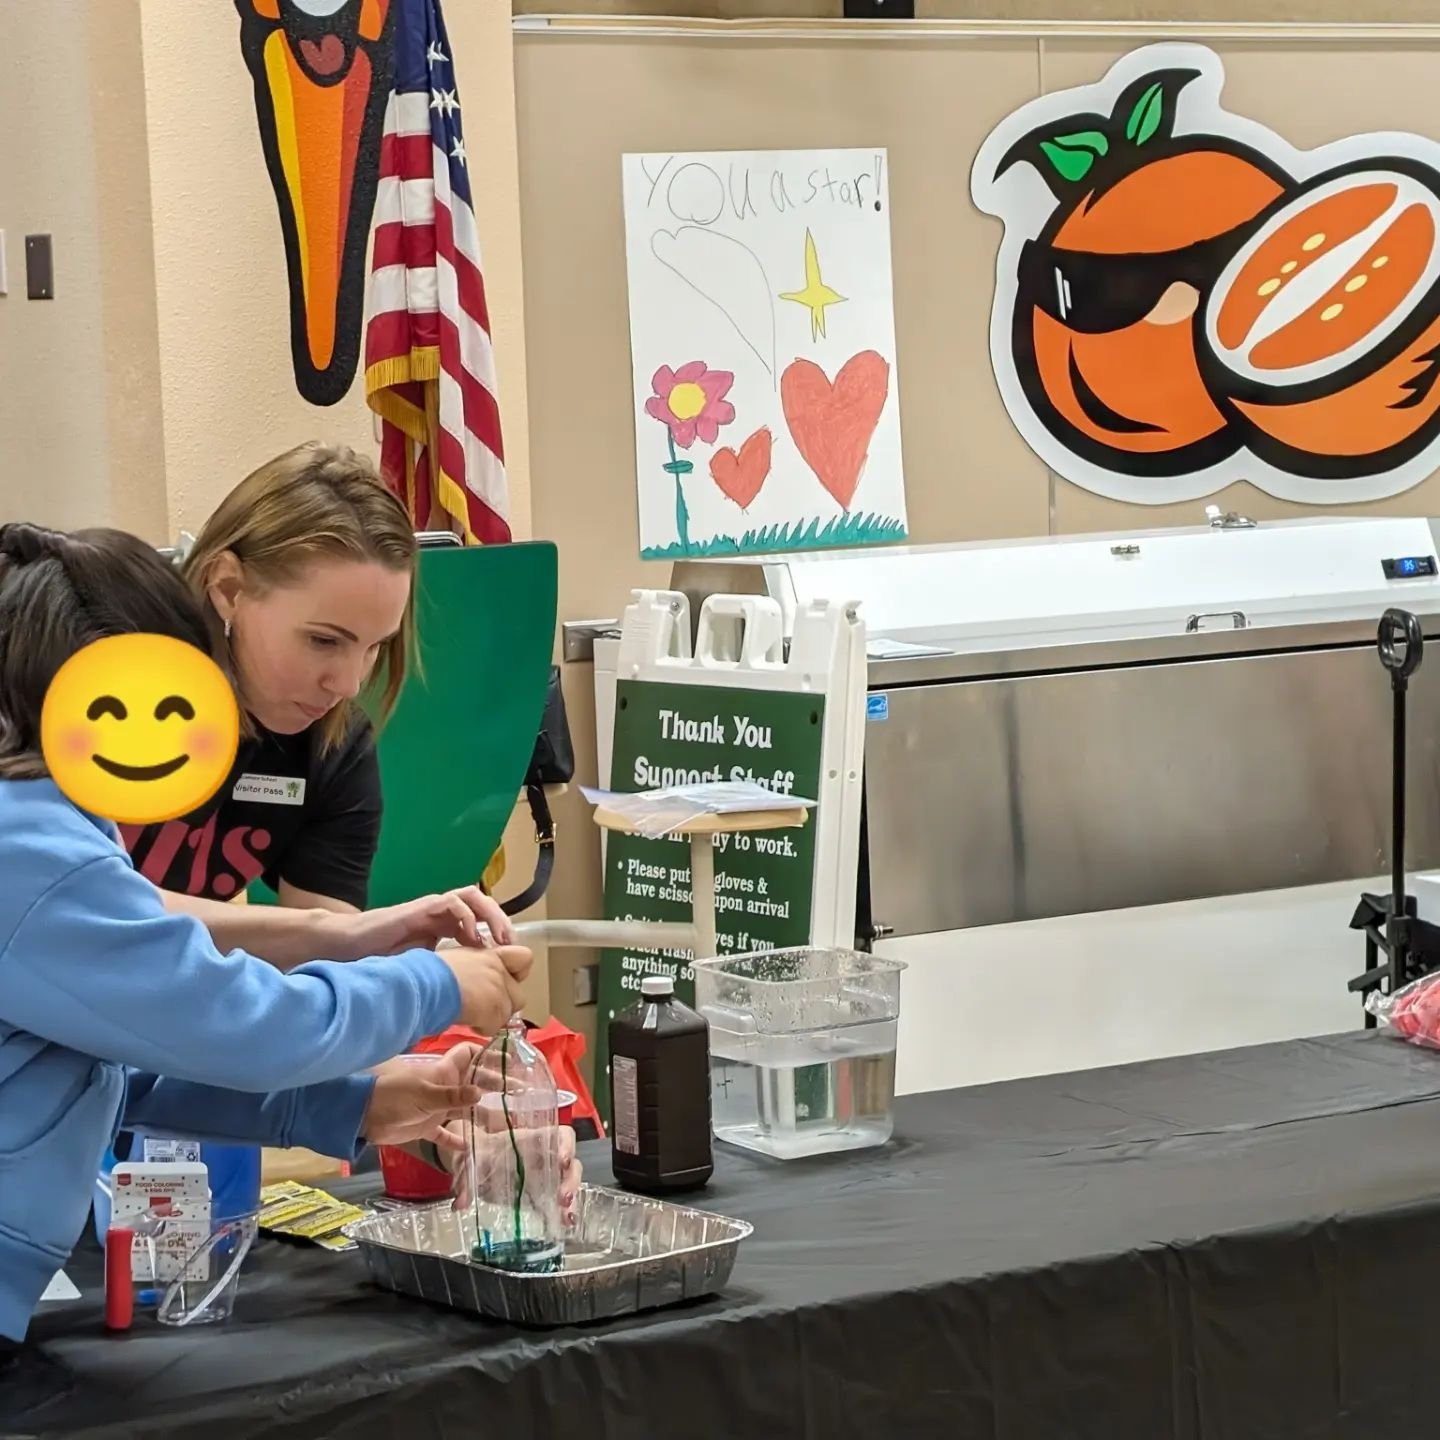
[1016,230,1249,334]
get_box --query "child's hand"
[414,1039,584,1226]
[359,1052,480,1149]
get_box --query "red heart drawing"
[710,427,773,509]
[781,351,890,511]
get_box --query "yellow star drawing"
[780,229,845,342]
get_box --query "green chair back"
[249,540,557,908]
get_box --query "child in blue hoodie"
[0,522,534,1343]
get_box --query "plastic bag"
[580,781,814,839]
[1366,970,1440,1048]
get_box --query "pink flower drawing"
[645,362,736,448]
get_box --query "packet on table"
[258,1181,367,1252]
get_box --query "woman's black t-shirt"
[119,711,382,908]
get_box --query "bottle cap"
[641,976,675,998]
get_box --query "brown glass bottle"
[608,977,714,1194]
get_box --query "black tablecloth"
[11,1031,1440,1439]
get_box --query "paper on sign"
[582,781,814,840]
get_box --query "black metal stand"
[1348,609,1429,1018]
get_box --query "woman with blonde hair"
[120,441,512,962]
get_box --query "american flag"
[364,0,510,544]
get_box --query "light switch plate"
[572,963,598,1007]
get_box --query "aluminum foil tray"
[345,1185,752,1327]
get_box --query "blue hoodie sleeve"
[0,855,461,1092]
[123,1071,377,1160]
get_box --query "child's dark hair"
[0,524,217,780]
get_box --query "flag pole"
[421,376,460,545]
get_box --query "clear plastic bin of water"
[691,948,906,1159]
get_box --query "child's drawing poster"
[622,148,907,559]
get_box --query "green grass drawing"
[642,511,907,561]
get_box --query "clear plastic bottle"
[462,1015,566,1273]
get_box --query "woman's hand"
[324,885,516,960]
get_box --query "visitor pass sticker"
[233,773,307,805]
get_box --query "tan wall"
[2,0,529,543]
[136,0,375,537]
[21,3,1440,1042]
[514,21,1440,1044]
[136,0,532,540]
[134,0,544,1008]
[90,0,169,544]
[1,0,544,1008]
[518,1,1440,17]
[0,0,105,529]
[0,0,163,539]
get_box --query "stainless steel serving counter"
[859,616,1440,937]
[667,518,1440,942]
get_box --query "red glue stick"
[104,1227,134,1331]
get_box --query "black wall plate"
[25,235,53,300]
[843,0,916,17]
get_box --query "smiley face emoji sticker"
[41,634,240,825]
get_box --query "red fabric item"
[414,1019,605,1138]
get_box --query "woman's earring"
[223,618,232,641]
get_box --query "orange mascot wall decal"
[236,0,396,406]
[972,44,1440,505]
